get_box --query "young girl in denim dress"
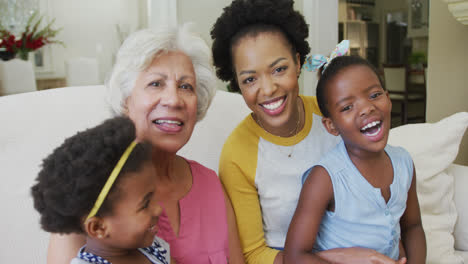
[284,54,426,264]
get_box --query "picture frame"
[408,0,429,38]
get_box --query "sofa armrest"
[449,163,468,251]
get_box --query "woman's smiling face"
[125,51,198,154]
[232,32,301,136]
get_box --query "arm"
[219,155,278,264]
[316,248,406,264]
[399,241,407,259]
[399,166,426,264]
[223,188,246,264]
[47,233,85,264]
[283,166,334,264]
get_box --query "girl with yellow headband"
[31,116,172,264]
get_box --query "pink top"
[157,160,229,264]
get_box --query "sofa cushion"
[0,85,113,263]
[178,89,250,172]
[450,164,468,251]
[388,112,468,264]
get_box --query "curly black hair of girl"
[31,116,152,234]
[211,0,310,93]
[316,55,385,118]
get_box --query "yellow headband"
[86,140,138,220]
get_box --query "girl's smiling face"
[322,65,392,156]
[232,32,301,137]
[102,161,162,249]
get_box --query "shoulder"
[139,236,171,264]
[187,159,220,184]
[301,165,334,201]
[222,114,259,151]
[385,144,413,165]
[303,165,330,183]
[219,114,260,181]
[302,140,345,183]
[301,95,322,116]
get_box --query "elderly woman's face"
[125,51,198,154]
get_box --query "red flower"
[0,11,62,59]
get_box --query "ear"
[122,96,130,116]
[322,117,340,136]
[384,90,393,112]
[83,216,108,240]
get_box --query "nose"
[260,75,278,97]
[160,82,183,108]
[153,203,163,217]
[359,100,376,117]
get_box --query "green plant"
[408,51,427,65]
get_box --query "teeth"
[155,120,182,125]
[360,120,380,131]
[262,98,284,110]
[364,125,381,136]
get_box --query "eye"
[370,91,383,99]
[274,66,288,73]
[242,76,255,84]
[341,105,352,112]
[149,81,162,87]
[180,83,193,90]
[141,199,150,210]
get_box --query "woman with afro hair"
[212,1,405,264]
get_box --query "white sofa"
[0,85,467,264]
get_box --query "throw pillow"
[388,112,468,264]
[451,164,468,251]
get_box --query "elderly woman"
[47,24,244,264]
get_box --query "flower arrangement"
[0,11,62,61]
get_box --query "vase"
[17,50,30,61]
[0,50,15,61]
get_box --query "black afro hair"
[31,116,152,234]
[210,0,310,93]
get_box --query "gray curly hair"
[106,23,217,120]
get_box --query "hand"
[317,247,407,264]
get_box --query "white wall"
[41,0,141,83]
[176,0,233,91]
[302,0,338,96]
[427,0,468,165]
[177,0,232,45]
[40,0,336,93]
